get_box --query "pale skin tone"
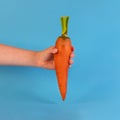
[0,44,74,69]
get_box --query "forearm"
[0,44,36,66]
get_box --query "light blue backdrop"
[0,0,120,120]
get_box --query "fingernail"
[52,48,57,53]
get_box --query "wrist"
[24,50,37,67]
[33,51,43,68]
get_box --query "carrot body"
[54,16,72,100]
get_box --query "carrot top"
[61,16,69,37]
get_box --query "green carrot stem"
[61,16,69,37]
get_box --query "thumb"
[47,46,58,54]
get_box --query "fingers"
[69,51,74,62]
[47,46,74,68]
[70,52,74,58]
[69,59,74,64]
[69,47,75,68]
[52,48,58,54]
[47,46,58,54]
[71,46,74,52]
[69,55,74,68]
[48,46,74,54]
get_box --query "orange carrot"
[54,16,72,100]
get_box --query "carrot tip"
[62,98,65,101]
[61,95,66,101]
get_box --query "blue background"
[0,0,120,120]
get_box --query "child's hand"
[34,46,74,69]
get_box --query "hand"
[34,46,74,70]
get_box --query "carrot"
[54,16,72,100]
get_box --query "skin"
[0,44,74,69]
